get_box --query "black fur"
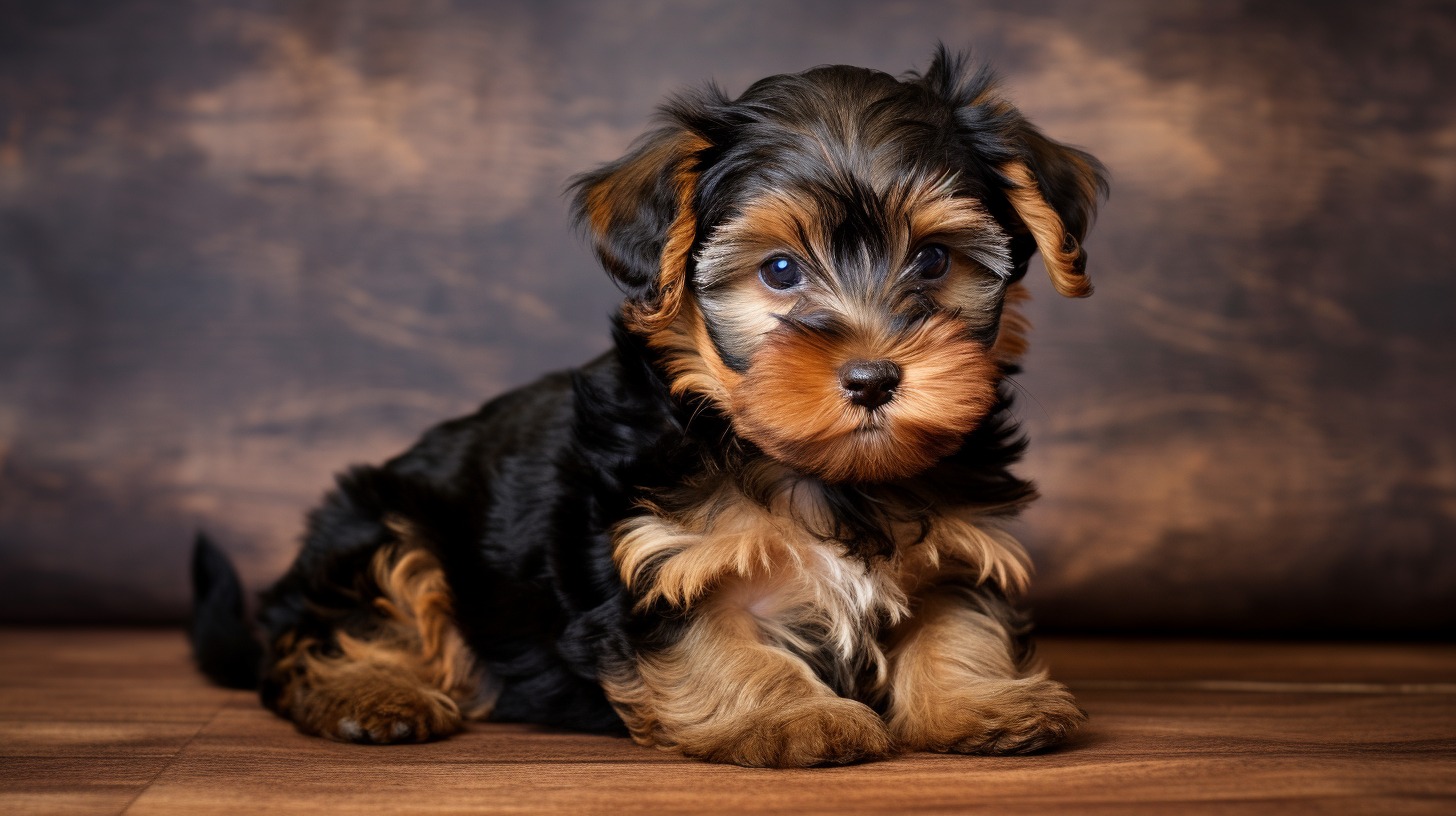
[191,533,263,689]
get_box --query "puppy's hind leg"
[265,519,495,744]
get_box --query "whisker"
[1001,374,1049,423]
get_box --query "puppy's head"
[573,48,1106,483]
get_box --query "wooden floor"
[1,630,1453,815]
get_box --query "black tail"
[190,533,263,689]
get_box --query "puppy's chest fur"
[613,463,1031,697]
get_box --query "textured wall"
[2,0,1453,633]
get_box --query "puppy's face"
[692,147,1011,483]
[575,51,1105,483]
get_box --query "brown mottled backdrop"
[1,0,1453,634]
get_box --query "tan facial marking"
[732,314,1000,482]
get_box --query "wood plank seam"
[116,705,227,815]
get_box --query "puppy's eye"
[911,244,950,279]
[759,256,803,290]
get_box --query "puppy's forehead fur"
[693,179,1010,294]
[692,66,986,237]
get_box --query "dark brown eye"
[759,256,803,290]
[911,244,950,279]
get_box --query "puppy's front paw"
[949,679,1085,754]
[698,697,894,768]
[894,677,1086,755]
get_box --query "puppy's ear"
[570,127,709,333]
[916,46,1108,297]
[1000,126,1106,298]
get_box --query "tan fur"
[602,594,894,767]
[691,181,1011,354]
[626,137,707,334]
[581,131,710,335]
[615,469,909,662]
[607,473,1049,765]
[885,587,1085,754]
[1002,161,1093,298]
[270,521,496,743]
[653,303,1005,483]
[581,132,699,240]
[691,190,840,355]
[649,177,1011,483]
[733,314,1001,482]
[644,295,743,409]
[900,504,1034,596]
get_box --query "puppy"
[191,46,1106,768]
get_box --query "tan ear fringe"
[622,135,709,334]
[1001,161,1092,298]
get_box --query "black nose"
[839,359,902,409]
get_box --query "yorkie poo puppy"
[192,47,1106,767]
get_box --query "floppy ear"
[915,46,1107,298]
[570,127,709,333]
[1000,126,1106,298]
